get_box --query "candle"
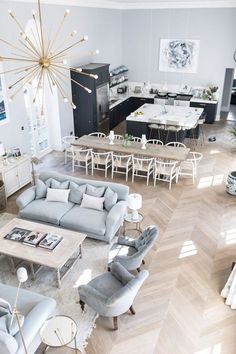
[109,130,114,137]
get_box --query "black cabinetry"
[71,63,110,137]
[109,97,154,130]
[190,101,218,124]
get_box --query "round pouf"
[226,171,236,196]
[0,180,6,210]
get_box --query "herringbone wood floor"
[7,118,236,354]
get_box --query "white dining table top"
[126,104,204,129]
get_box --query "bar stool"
[148,119,165,141]
[198,113,206,146]
[165,120,182,144]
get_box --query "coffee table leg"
[30,263,36,280]
[74,336,78,353]
[57,269,61,289]
[9,257,16,274]
[43,345,50,353]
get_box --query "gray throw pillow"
[69,182,86,204]
[35,178,52,200]
[51,179,69,189]
[104,187,118,211]
[86,184,105,197]
[0,314,24,336]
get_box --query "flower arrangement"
[123,134,133,147]
[202,86,218,101]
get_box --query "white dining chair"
[132,137,142,142]
[89,132,106,138]
[71,147,92,175]
[146,139,163,146]
[154,159,179,190]
[179,152,203,184]
[166,141,186,148]
[62,135,78,164]
[111,154,133,182]
[91,151,113,178]
[114,135,124,140]
[132,157,155,186]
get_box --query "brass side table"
[40,315,78,353]
[123,213,143,235]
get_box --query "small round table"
[40,315,78,353]
[123,213,143,235]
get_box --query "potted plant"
[202,86,218,101]
[123,134,133,147]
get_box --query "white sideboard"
[0,156,32,198]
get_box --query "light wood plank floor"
[7,118,236,354]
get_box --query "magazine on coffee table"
[4,227,31,242]
[23,231,47,247]
[38,233,63,251]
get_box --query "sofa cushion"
[35,178,51,200]
[50,179,69,189]
[104,187,118,212]
[81,194,105,211]
[19,199,74,225]
[46,188,70,203]
[86,184,105,197]
[69,182,86,204]
[60,205,108,235]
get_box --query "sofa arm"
[16,186,36,210]
[105,201,127,241]
[0,330,18,354]
[78,284,108,311]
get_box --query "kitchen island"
[126,103,204,141]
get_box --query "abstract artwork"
[159,39,200,73]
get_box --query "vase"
[226,171,236,196]
[123,140,131,147]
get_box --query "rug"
[0,212,111,350]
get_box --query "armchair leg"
[129,305,136,315]
[137,267,141,272]
[113,316,118,330]
[80,300,85,312]
[142,259,145,265]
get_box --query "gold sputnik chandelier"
[0,0,98,117]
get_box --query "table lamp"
[11,267,28,354]
[128,193,142,221]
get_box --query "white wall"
[0,2,123,153]
[122,8,236,110]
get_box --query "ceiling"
[3,0,236,9]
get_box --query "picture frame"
[0,63,10,127]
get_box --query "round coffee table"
[40,315,78,353]
[123,213,143,235]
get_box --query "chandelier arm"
[0,63,38,76]
[53,50,99,63]
[45,68,54,95]
[49,37,86,61]
[47,10,70,55]
[17,38,40,59]
[8,11,40,57]
[41,69,46,115]
[37,0,45,57]
[32,13,44,55]
[33,68,44,103]
[50,66,70,86]
[8,65,40,90]
[0,56,38,63]
[49,31,77,57]
[0,38,37,60]
[9,66,41,100]
[51,63,97,80]
[49,68,75,107]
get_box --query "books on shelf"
[4,228,63,251]
[23,231,47,247]
[38,234,63,251]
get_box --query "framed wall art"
[159,39,200,74]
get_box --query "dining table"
[71,135,190,161]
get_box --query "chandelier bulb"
[95,50,99,55]
[71,30,77,36]
[93,74,98,80]
[72,103,77,109]
[77,68,82,72]
[83,35,89,41]
[32,10,36,16]
[8,9,12,14]
[8,97,13,102]
[63,97,68,103]
[62,59,68,65]
[66,9,70,15]
[85,88,92,94]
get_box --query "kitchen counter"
[126,104,204,129]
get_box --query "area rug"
[0,212,111,351]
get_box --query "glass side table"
[123,213,143,235]
[40,315,78,353]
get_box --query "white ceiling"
[3,0,236,9]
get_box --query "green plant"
[229,127,236,140]
[202,86,218,100]
[123,134,133,141]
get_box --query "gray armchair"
[108,225,158,271]
[78,262,149,330]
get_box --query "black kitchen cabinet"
[71,63,110,137]
[130,97,154,112]
[190,101,218,124]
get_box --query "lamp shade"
[17,267,28,283]
[0,143,5,157]
[128,193,142,210]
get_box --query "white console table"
[0,156,32,198]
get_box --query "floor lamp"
[11,267,28,354]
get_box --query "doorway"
[221,68,236,121]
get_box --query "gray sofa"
[0,283,56,354]
[16,172,129,243]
